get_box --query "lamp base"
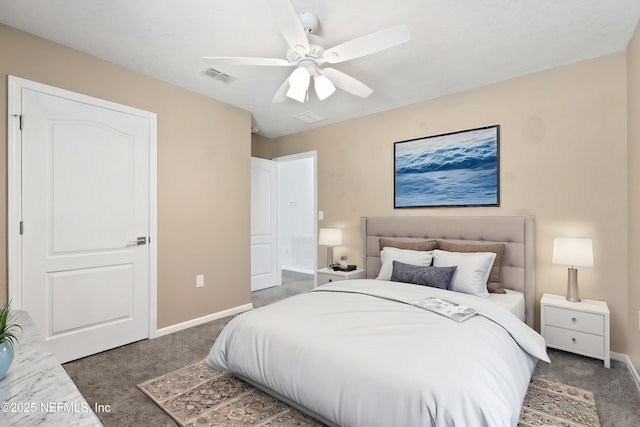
[326,246,334,269]
[566,267,580,302]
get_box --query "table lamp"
[552,237,593,302]
[319,228,342,268]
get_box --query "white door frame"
[6,75,159,338]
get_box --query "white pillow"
[377,247,433,281]
[432,249,496,297]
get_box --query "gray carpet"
[251,270,314,308]
[64,279,640,427]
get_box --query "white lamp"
[319,228,342,268]
[552,237,594,302]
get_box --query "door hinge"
[19,115,23,131]
[19,221,23,235]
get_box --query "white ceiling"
[1,0,639,138]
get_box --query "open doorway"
[250,151,317,307]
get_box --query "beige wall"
[251,133,277,159]
[255,53,630,353]
[0,24,252,328]
[628,23,640,371]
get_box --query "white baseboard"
[611,351,640,392]
[152,303,253,338]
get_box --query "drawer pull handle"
[571,337,577,343]
[571,317,577,322]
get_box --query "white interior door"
[17,82,154,363]
[251,157,279,291]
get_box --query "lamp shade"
[319,228,342,246]
[286,66,310,102]
[552,238,593,267]
[314,75,336,100]
[286,84,307,103]
[289,66,310,87]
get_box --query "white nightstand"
[540,293,610,368]
[317,268,365,286]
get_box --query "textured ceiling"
[1,0,639,138]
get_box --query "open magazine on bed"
[414,297,478,322]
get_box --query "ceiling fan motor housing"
[298,12,319,33]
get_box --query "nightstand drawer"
[317,273,342,286]
[544,325,605,358]
[544,306,604,335]
[317,268,365,286]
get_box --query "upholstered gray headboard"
[361,216,535,327]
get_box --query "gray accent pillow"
[390,261,457,290]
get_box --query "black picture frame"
[394,125,500,208]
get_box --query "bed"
[206,216,549,427]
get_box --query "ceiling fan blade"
[320,68,373,98]
[323,25,410,64]
[203,57,292,67]
[272,77,290,103]
[267,0,310,54]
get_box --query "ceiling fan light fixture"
[288,66,310,88]
[286,84,307,103]
[287,66,310,102]
[314,74,336,100]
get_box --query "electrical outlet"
[196,274,204,288]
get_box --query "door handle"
[128,236,147,246]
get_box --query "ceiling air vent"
[203,67,237,84]
[294,111,327,124]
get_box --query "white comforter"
[206,279,549,427]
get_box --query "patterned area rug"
[138,361,600,427]
[519,376,600,427]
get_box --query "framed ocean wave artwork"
[394,125,500,208]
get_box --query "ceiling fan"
[203,0,411,103]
